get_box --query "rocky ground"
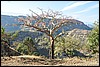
[1,55,99,66]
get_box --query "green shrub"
[54,36,81,57]
[1,26,5,34]
[16,43,29,55]
[32,51,40,56]
[16,37,40,55]
[87,20,99,54]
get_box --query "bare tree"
[17,8,79,59]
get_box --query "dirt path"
[1,55,99,66]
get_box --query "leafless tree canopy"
[18,8,78,38]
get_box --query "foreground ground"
[1,55,99,66]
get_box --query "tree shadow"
[72,49,92,58]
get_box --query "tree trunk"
[50,36,54,59]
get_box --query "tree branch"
[23,24,51,37]
[51,20,68,35]
[54,32,64,40]
[29,9,40,17]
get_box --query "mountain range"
[1,15,92,32]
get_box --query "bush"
[67,49,75,57]
[11,31,19,40]
[16,37,40,55]
[16,43,29,55]
[32,51,40,56]
[54,36,81,57]
[87,20,99,54]
[1,26,5,34]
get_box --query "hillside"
[7,28,91,57]
[1,15,26,32]
[64,28,91,43]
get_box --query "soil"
[1,55,99,66]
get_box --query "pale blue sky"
[1,1,99,25]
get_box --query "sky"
[1,1,99,25]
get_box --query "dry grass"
[1,55,99,66]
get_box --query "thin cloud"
[61,1,93,11]
[75,4,99,13]
[1,11,27,16]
